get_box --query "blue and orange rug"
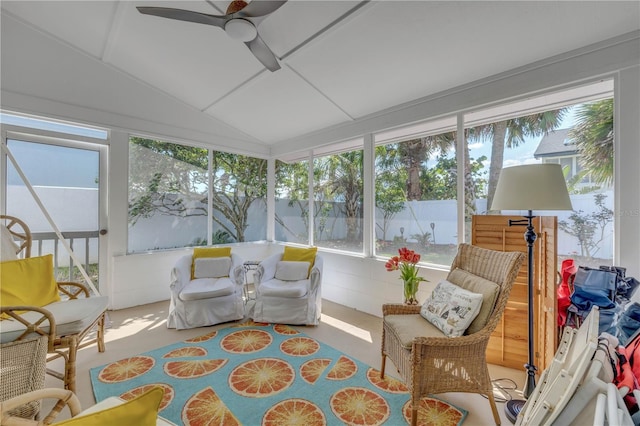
[90,322,467,425]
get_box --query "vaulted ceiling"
[2,1,639,152]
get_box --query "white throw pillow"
[0,225,19,261]
[274,261,310,281]
[420,280,483,337]
[193,257,231,279]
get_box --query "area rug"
[90,322,467,425]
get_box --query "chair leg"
[97,313,106,353]
[411,405,418,426]
[380,354,386,379]
[65,337,78,393]
[488,392,501,425]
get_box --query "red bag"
[615,331,640,414]
[557,259,578,327]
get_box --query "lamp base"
[505,399,526,424]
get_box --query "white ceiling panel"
[206,65,351,143]
[258,0,365,58]
[108,1,264,111]
[2,0,118,58]
[288,1,640,119]
[1,0,639,148]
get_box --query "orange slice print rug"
[90,323,467,425]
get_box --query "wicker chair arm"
[382,303,421,316]
[0,306,57,350]
[0,388,82,425]
[56,282,90,299]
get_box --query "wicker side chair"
[0,336,48,420]
[381,243,525,426]
[0,215,108,393]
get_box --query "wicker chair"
[381,243,525,426]
[0,215,108,393]
[0,336,48,420]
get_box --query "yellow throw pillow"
[1,254,60,309]
[282,246,317,276]
[54,386,163,426]
[191,247,232,279]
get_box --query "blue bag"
[570,266,617,311]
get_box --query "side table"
[242,260,260,303]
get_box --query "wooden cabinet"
[471,215,558,371]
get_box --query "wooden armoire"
[471,215,558,371]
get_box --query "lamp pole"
[505,210,538,420]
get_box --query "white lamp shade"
[491,163,573,211]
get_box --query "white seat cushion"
[179,277,234,301]
[259,279,308,298]
[0,296,108,343]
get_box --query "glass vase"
[403,277,420,305]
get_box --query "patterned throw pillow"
[420,280,483,337]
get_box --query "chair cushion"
[193,257,231,279]
[274,261,310,281]
[191,247,232,279]
[259,279,308,298]
[420,280,483,337]
[384,314,445,349]
[282,246,317,276]
[54,386,163,426]
[0,225,19,261]
[0,296,109,343]
[179,277,234,301]
[1,255,61,313]
[448,268,500,334]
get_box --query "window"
[128,138,209,252]
[127,137,268,252]
[374,117,460,267]
[275,159,310,244]
[313,149,364,254]
[464,86,614,266]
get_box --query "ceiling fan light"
[225,19,257,42]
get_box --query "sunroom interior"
[1,1,640,424]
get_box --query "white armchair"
[167,252,245,329]
[251,253,323,325]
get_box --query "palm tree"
[568,99,613,186]
[477,110,567,211]
[398,136,453,201]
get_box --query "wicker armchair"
[0,215,108,393]
[381,243,525,426]
[0,336,48,420]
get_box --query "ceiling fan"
[137,1,287,72]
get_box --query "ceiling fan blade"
[237,1,287,18]
[137,7,227,28]
[246,35,281,72]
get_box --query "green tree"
[569,99,614,186]
[480,110,567,210]
[559,194,613,258]
[128,138,267,242]
[375,145,407,241]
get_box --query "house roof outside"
[534,129,577,158]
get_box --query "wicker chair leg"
[380,354,386,378]
[488,393,501,425]
[411,405,418,426]
[64,337,79,393]
[97,313,106,353]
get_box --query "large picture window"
[275,159,310,244]
[313,149,364,254]
[127,137,267,253]
[464,83,614,266]
[374,118,462,267]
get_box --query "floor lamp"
[490,163,573,423]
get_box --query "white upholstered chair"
[250,252,323,325]
[167,252,245,329]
